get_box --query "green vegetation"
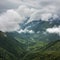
[0,31,26,60]
[0,31,60,60]
[23,40,60,60]
[23,51,60,60]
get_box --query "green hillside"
[0,31,60,60]
[23,40,60,60]
[0,31,26,60]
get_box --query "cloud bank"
[18,29,34,34]
[0,9,24,32]
[0,0,60,32]
[46,26,60,35]
[0,5,36,32]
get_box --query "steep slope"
[5,19,60,51]
[0,31,26,60]
[42,40,60,51]
[13,18,60,42]
[23,40,60,60]
[6,32,47,51]
[0,47,17,60]
[4,18,60,53]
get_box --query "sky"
[0,0,60,35]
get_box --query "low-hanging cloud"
[17,29,34,34]
[17,5,36,17]
[27,5,58,23]
[0,5,36,32]
[0,0,60,32]
[0,9,25,32]
[46,26,60,35]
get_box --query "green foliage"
[0,31,26,60]
[0,47,17,60]
[0,31,60,60]
[23,40,60,60]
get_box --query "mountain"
[16,19,60,43]
[42,40,60,51]
[6,32,47,51]
[23,40,60,60]
[0,18,60,60]
[23,18,60,31]
[0,31,60,60]
[5,19,60,51]
[0,31,26,60]
[5,18,60,52]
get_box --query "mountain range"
[0,18,60,60]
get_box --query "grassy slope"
[23,40,60,60]
[0,31,26,60]
[0,31,60,60]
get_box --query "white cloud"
[0,9,25,32]
[0,5,36,32]
[17,29,34,34]
[0,0,60,32]
[27,5,58,23]
[46,26,60,35]
[6,0,60,10]
[7,0,21,4]
[17,5,36,17]
[0,5,37,32]
[0,5,59,32]
[41,13,52,21]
